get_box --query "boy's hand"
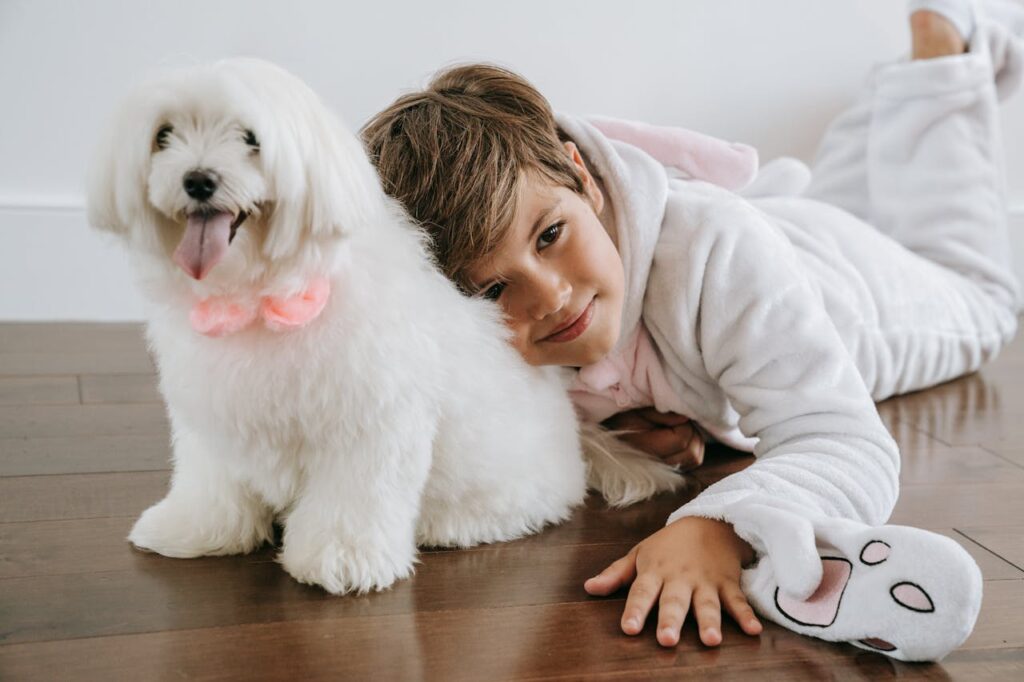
[584,516,762,647]
[602,408,705,470]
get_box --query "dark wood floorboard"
[0,377,79,407]
[1,321,1023,680]
[78,373,161,404]
[0,434,171,477]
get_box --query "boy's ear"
[563,141,604,214]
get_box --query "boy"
[362,2,1022,650]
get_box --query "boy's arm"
[646,187,900,545]
[587,185,900,647]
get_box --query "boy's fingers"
[692,586,723,646]
[637,408,691,427]
[655,580,693,647]
[603,411,654,432]
[621,573,663,635]
[664,427,706,470]
[664,433,704,469]
[721,584,763,635]
[618,430,669,459]
[584,550,638,596]
[623,426,696,460]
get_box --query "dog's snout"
[183,170,218,201]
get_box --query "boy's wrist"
[676,515,756,567]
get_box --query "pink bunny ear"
[590,116,758,191]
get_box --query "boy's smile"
[541,297,595,343]
[466,143,625,367]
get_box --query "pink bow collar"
[189,277,331,337]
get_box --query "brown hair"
[361,63,583,291]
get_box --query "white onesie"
[559,12,1021,661]
[560,16,1020,536]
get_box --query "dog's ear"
[86,89,160,240]
[86,110,130,237]
[247,61,380,261]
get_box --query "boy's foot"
[906,1,1024,100]
[911,10,970,58]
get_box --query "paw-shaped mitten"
[725,502,983,662]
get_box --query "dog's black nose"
[183,170,217,201]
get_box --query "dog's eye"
[243,129,260,150]
[154,124,173,150]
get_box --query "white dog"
[87,58,680,594]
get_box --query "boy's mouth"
[541,298,595,343]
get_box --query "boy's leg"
[807,9,1022,312]
[802,94,872,222]
[866,25,1017,308]
[805,3,973,218]
[808,1,1022,217]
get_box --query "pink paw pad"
[860,540,891,565]
[891,582,935,613]
[775,557,852,627]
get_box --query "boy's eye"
[538,222,563,249]
[480,282,506,301]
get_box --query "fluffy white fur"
[87,58,680,594]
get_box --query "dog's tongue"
[173,212,233,280]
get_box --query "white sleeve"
[648,189,900,556]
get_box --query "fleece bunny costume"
[560,16,1021,660]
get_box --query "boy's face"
[466,144,625,367]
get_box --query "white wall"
[2,0,1023,320]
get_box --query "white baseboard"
[2,202,1023,322]
[0,203,146,321]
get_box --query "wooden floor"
[1,323,1023,681]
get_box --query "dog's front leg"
[129,421,274,558]
[278,422,434,595]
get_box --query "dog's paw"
[128,496,272,558]
[278,536,415,595]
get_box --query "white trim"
[0,197,86,214]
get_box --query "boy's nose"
[526,274,571,321]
